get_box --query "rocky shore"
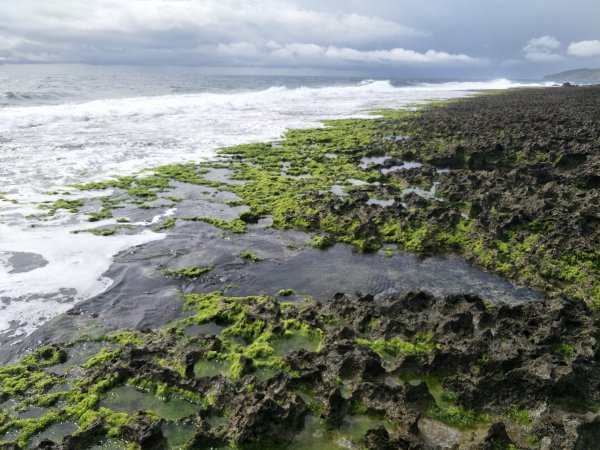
[1,85,599,449]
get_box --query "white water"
[0,77,552,339]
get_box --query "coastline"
[0,85,599,449]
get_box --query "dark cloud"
[0,0,598,77]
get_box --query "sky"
[0,0,599,78]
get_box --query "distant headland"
[544,68,600,82]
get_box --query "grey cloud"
[0,0,599,77]
[523,36,563,62]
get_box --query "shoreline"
[0,85,599,449]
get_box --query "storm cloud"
[0,0,598,77]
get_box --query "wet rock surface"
[1,87,599,449]
[1,290,599,449]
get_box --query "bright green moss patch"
[44,199,84,216]
[507,406,533,425]
[239,251,261,262]
[183,217,248,233]
[163,265,214,279]
[277,289,296,297]
[356,332,437,359]
[152,216,176,231]
[554,343,575,358]
[427,404,490,428]
[0,291,325,447]
[179,292,322,381]
[87,207,113,222]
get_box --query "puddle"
[202,168,245,186]
[162,422,198,448]
[0,429,20,444]
[290,414,385,449]
[359,156,391,169]
[330,185,347,196]
[184,322,225,337]
[206,415,228,429]
[30,422,79,447]
[48,381,73,394]
[194,358,231,378]
[46,341,104,374]
[88,439,131,450]
[5,222,540,364]
[405,377,447,408]
[194,244,539,305]
[347,178,370,186]
[384,376,447,408]
[366,198,395,207]
[402,183,439,200]
[384,135,411,142]
[0,251,49,274]
[17,405,48,419]
[271,334,321,356]
[381,161,423,174]
[99,386,201,420]
[0,399,16,414]
[359,156,422,174]
[253,366,280,381]
[280,162,312,179]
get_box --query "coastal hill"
[544,67,600,82]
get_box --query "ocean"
[0,64,552,340]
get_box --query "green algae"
[44,199,84,216]
[153,216,177,231]
[178,292,323,380]
[55,95,596,303]
[277,289,296,297]
[394,377,491,429]
[506,406,533,426]
[554,343,575,358]
[73,225,136,236]
[239,251,261,262]
[183,216,248,234]
[46,342,104,374]
[289,414,388,450]
[356,333,437,359]
[427,404,490,429]
[163,265,215,279]
[3,92,595,447]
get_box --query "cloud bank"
[0,0,489,70]
[0,0,599,76]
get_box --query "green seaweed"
[152,216,176,231]
[277,289,296,297]
[183,217,248,234]
[239,251,261,262]
[356,333,437,359]
[163,265,214,279]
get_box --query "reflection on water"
[99,386,201,420]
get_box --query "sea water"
[0,64,552,339]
